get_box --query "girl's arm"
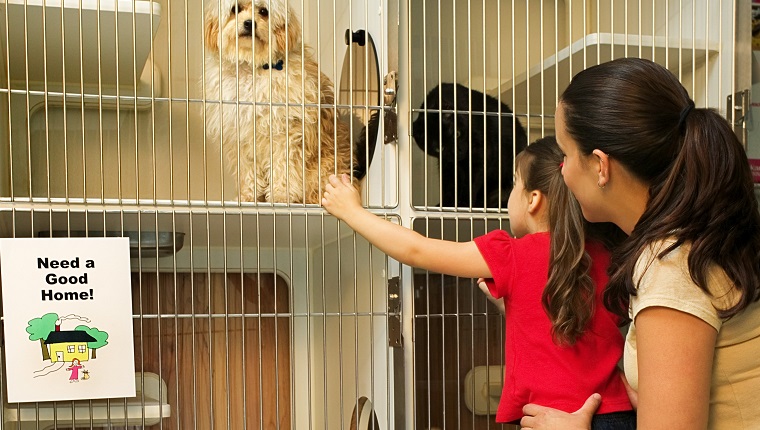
[322,174,493,279]
[634,306,716,429]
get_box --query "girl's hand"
[322,174,363,220]
[520,393,600,430]
[477,278,505,315]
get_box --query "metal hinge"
[388,276,402,348]
[727,89,750,148]
[383,71,398,108]
[379,71,399,145]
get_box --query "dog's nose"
[243,19,253,32]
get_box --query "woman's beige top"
[624,239,760,429]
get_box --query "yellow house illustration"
[45,330,96,364]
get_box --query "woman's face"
[556,103,609,223]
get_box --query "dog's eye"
[258,7,268,17]
[230,3,239,14]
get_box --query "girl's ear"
[592,149,610,188]
[527,190,544,215]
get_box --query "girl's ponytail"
[543,161,595,345]
[518,137,613,345]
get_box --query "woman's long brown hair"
[560,58,760,320]
[516,137,623,344]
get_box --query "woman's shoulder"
[636,238,735,297]
[631,237,739,326]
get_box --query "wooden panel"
[133,272,291,430]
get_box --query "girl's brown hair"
[516,137,623,344]
[560,58,760,320]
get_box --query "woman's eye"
[259,7,268,17]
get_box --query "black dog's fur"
[353,109,397,180]
[412,83,528,208]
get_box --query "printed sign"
[0,237,136,403]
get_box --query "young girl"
[322,137,635,428]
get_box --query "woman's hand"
[322,174,363,220]
[520,393,600,430]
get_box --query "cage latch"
[378,71,399,145]
[727,89,749,147]
[388,276,402,348]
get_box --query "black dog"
[412,83,528,208]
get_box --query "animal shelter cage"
[0,0,751,429]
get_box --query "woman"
[521,58,760,429]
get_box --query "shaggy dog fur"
[203,0,355,203]
[412,83,528,208]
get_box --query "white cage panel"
[401,0,745,428]
[408,0,741,211]
[0,210,399,430]
[411,217,508,430]
[0,0,398,207]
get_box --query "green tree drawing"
[75,325,109,359]
[26,313,59,361]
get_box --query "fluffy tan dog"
[203,0,356,203]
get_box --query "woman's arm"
[634,306,716,429]
[322,174,492,278]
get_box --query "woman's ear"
[592,149,610,188]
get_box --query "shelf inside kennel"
[3,371,170,428]
[473,32,719,112]
[0,207,367,268]
[0,0,162,104]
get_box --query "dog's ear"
[204,11,220,53]
[274,11,302,54]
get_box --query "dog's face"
[204,0,301,67]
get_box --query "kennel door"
[301,0,398,208]
[339,29,381,190]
